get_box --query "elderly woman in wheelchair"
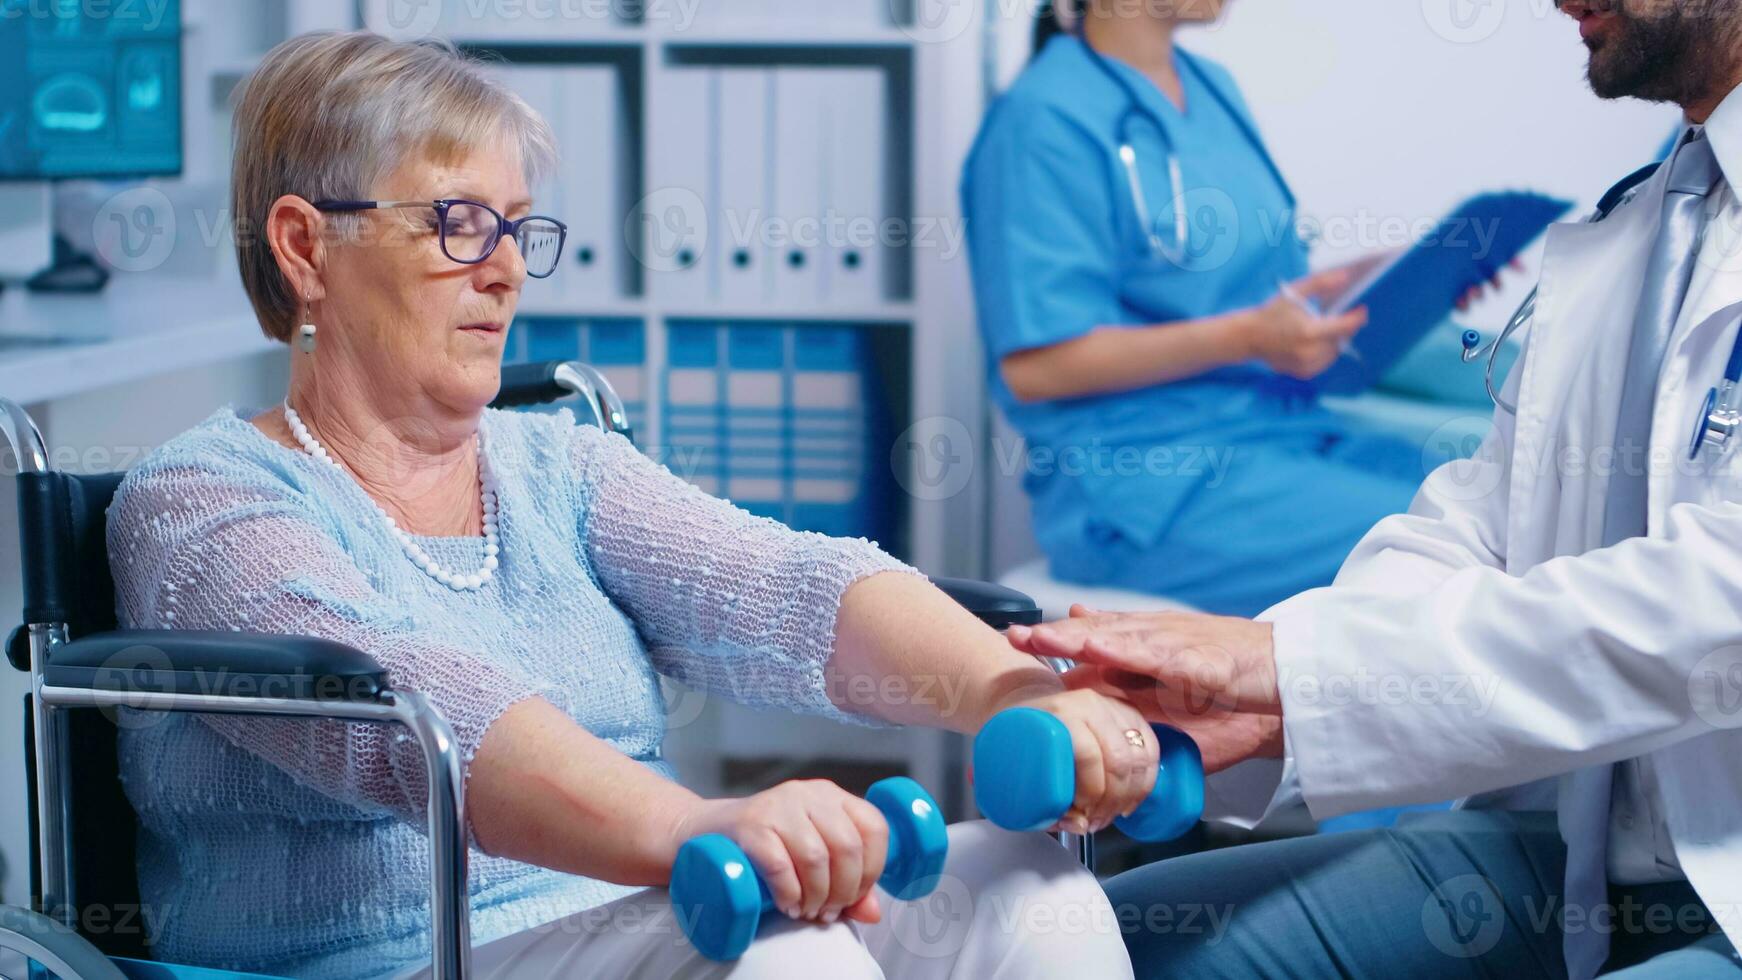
[0,30,1160,980]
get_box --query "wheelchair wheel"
[0,905,126,980]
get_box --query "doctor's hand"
[1243,268,1369,380]
[1007,606,1286,773]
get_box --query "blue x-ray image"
[0,0,181,180]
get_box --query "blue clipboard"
[1313,191,1573,395]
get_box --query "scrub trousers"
[1038,415,1441,618]
[1103,809,1740,979]
[398,820,1133,979]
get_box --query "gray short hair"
[231,31,558,343]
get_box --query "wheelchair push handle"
[492,361,571,408]
[670,776,949,962]
[972,707,1205,843]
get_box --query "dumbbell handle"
[972,707,1205,842]
[672,776,947,961]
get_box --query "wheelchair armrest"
[39,629,389,701]
[932,577,1042,631]
[491,360,572,408]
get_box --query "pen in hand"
[1276,277,1362,364]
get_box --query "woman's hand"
[1007,605,1287,773]
[981,687,1162,836]
[1241,267,1369,380]
[672,780,891,927]
[1455,258,1526,312]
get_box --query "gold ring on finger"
[1123,728,1146,750]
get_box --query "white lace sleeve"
[571,424,922,724]
[107,460,563,837]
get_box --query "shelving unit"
[178,0,994,813]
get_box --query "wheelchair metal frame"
[0,359,1088,979]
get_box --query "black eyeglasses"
[312,198,568,278]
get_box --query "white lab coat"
[1246,151,1742,975]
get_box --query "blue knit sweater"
[106,405,914,979]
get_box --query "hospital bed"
[0,361,1049,979]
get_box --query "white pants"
[407,821,1134,979]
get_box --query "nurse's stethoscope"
[1074,36,1296,264]
[1458,157,1742,462]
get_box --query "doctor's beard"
[1581,0,1742,105]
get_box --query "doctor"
[1010,1,1742,976]
[962,0,1452,617]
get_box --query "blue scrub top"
[963,36,1311,452]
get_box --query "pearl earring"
[296,296,317,354]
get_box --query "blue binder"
[1314,191,1573,395]
[508,316,647,428]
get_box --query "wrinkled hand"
[1007,605,1287,773]
[982,686,1162,836]
[673,780,889,926]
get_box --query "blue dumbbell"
[671,776,949,961]
[973,707,1205,841]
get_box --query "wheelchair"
[0,359,1047,979]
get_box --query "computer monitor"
[0,0,182,181]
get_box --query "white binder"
[648,68,717,307]
[487,66,567,283]
[715,69,773,309]
[821,68,887,309]
[771,68,825,308]
[559,66,624,303]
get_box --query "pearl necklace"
[283,401,500,591]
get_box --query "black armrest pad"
[7,625,27,672]
[931,577,1042,630]
[491,360,570,408]
[41,629,389,701]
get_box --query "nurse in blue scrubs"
[963,0,1443,617]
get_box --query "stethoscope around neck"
[1457,154,1742,464]
[1074,33,1294,264]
